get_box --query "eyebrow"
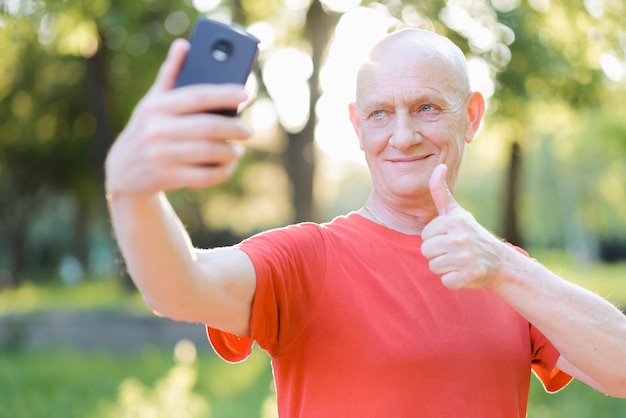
[359,90,452,112]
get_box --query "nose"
[388,111,421,150]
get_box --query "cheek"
[360,126,389,154]
[428,119,466,148]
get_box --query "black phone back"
[175,18,259,115]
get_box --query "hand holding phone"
[175,18,259,116]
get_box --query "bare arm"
[105,39,256,336]
[108,194,255,335]
[421,164,626,397]
[490,245,626,396]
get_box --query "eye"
[420,104,434,112]
[371,110,385,118]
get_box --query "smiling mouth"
[388,154,434,163]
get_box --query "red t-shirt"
[208,213,572,417]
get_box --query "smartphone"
[175,18,259,116]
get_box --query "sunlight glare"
[164,11,190,36]
[286,0,312,11]
[38,13,56,46]
[4,0,20,15]
[192,0,221,13]
[316,6,394,166]
[467,56,495,99]
[440,3,472,35]
[247,99,286,153]
[321,0,362,13]
[440,0,498,53]
[249,98,279,134]
[584,0,604,18]
[247,21,276,51]
[491,0,521,13]
[528,0,551,13]
[600,52,624,81]
[490,42,512,69]
[262,48,313,132]
[174,339,197,366]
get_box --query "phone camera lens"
[211,39,233,62]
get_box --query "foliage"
[0,0,322,283]
[1,0,625,283]
[0,0,193,282]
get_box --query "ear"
[348,102,365,150]
[464,92,485,144]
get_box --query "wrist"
[484,242,527,293]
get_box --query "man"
[106,28,626,416]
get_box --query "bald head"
[356,29,471,104]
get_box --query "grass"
[0,344,275,418]
[529,378,626,417]
[1,344,625,418]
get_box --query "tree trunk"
[286,0,340,223]
[503,141,523,246]
[84,36,122,283]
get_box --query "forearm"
[491,245,626,395]
[108,192,203,320]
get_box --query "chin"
[390,182,429,200]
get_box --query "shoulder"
[238,213,361,247]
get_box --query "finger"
[160,84,249,116]
[420,234,447,260]
[429,163,458,216]
[150,39,190,95]
[420,216,449,241]
[151,113,252,142]
[171,162,239,189]
[170,140,245,167]
[440,272,465,290]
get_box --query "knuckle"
[145,143,168,165]
[186,91,204,108]
[186,89,215,111]
[200,120,221,138]
[449,234,470,250]
[136,96,161,115]
[143,123,170,144]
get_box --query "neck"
[361,192,436,235]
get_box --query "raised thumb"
[429,164,458,216]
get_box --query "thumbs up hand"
[421,164,504,290]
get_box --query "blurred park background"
[1,0,626,416]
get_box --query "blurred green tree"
[0,0,624,287]
[0,0,195,284]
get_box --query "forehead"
[355,30,469,105]
[357,54,464,106]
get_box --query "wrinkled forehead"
[356,29,470,103]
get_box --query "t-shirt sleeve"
[207,223,327,362]
[530,324,573,392]
[207,328,252,363]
